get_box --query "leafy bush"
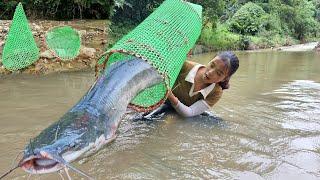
[314,0,320,22]
[109,0,163,44]
[229,2,266,35]
[292,0,319,41]
[0,1,18,19]
[0,0,115,20]
[238,35,251,50]
[262,13,282,34]
[200,23,240,50]
[189,0,226,29]
[111,0,163,26]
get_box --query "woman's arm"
[167,90,210,117]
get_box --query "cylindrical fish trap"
[99,0,202,112]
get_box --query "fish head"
[19,111,96,174]
[19,132,86,174]
[19,149,63,174]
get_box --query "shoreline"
[273,42,319,52]
[0,20,319,76]
[241,42,319,53]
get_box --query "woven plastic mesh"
[2,3,39,71]
[45,26,81,61]
[99,0,202,110]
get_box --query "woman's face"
[202,56,229,84]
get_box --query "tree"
[313,0,320,22]
[189,0,227,29]
[111,0,163,26]
[229,2,266,35]
[290,0,318,41]
[0,0,115,19]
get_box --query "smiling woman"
[166,51,239,117]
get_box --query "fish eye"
[69,142,76,148]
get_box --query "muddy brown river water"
[0,51,320,179]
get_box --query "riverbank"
[0,20,108,75]
[0,20,319,75]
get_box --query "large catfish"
[2,58,163,179]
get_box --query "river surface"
[0,51,320,179]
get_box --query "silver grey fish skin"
[20,58,163,174]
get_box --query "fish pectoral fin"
[64,163,94,180]
[48,152,94,180]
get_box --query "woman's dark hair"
[216,51,239,90]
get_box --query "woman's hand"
[167,89,179,106]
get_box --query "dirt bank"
[0,20,108,75]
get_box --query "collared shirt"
[185,64,216,99]
[172,61,223,107]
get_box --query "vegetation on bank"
[110,0,320,50]
[1,0,319,50]
[0,0,115,19]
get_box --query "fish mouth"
[19,151,94,179]
[19,154,63,174]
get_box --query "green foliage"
[111,0,163,26]
[107,23,136,49]
[292,0,319,41]
[254,31,285,47]
[2,0,319,50]
[109,0,163,46]
[314,0,320,22]
[229,2,266,35]
[198,20,300,50]
[238,35,251,50]
[0,0,114,19]
[0,1,17,19]
[269,0,319,41]
[189,0,226,29]
[200,23,240,50]
[262,13,282,33]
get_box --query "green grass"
[199,23,241,50]
[198,22,302,50]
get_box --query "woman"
[166,51,239,117]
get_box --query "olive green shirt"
[172,61,223,107]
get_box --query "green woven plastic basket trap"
[45,26,81,61]
[98,0,202,112]
[2,3,39,71]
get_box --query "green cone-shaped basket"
[2,3,39,71]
